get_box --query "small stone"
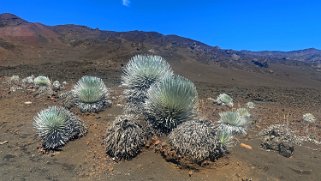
[278,143,294,158]
[240,143,252,150]
[0,141,8,145]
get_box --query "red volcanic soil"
[0,13,321,180]
[0,60,321,181]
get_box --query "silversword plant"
[121,55,173,111]
[33,106,87,150]
[302,113,316,123]
[145,75,198,133]
[215,93,233,107]
[218,111,250,135]
[72,76,110,112]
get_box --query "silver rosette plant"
[246,101,255,109]
[144,75,198,133]
[72,76,111,112]
[121,55,173,112]
[302,113,316,123]
[215,93,233,107]
[218,111,251,135]
[34,75,51,87]
[33,75,53,96]
[216,129,233,151]
[33,106,87,150]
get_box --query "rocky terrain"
[0,13,321,181]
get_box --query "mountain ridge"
[0,13,321,68]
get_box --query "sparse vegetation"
[33,106,87,150]
[1,9,321,180]
[144,75,198,133]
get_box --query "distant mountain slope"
[241,48,321,63]
[2,13,321,89]
[0,13,320,68]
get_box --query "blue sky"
[1,0,321,51]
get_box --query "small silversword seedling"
[246,101,255,109]
[218,111,250,135]
[22,75,35,85]
[302,113,316,123]
[216,129,233,148]
[34,76,51,87]
[215,93,233,107]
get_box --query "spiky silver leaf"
[33,106,87,150]
[218,111,250,135]
[121,55,173,105]
[145,75,198,133]
[215,93,233,107]
[72,76,110,112]
[105,114,145,160]
[34,76,51,87]
[168,120,224,163]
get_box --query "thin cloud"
[122,0,130,7]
